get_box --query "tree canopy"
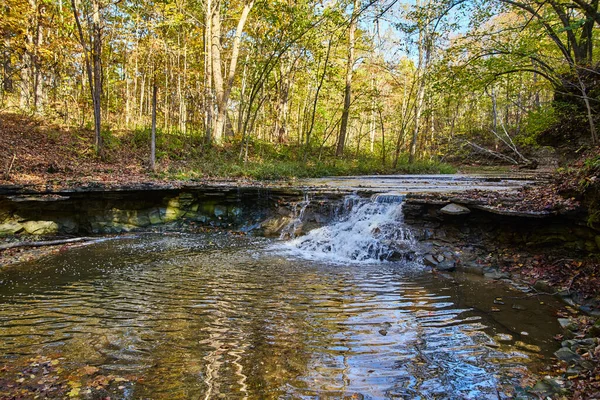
[0,0,598,174]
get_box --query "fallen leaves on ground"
[409,182,581,215]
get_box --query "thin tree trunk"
[576,72,598,144]
[304,40,332,162]
[491,86,499,151]
[32,0,44,114]
[139,72,145,120]
[378,106,386,167]
[91,0,102,153]
[150,83,157,171]
[204,0,213,142]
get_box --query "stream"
[0,196,563,399]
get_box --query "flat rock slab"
[554,347,582,363]
[297,174,537,194]
[440,203,471,215]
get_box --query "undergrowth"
[153,141,456,181]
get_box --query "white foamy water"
[274,194,416,264]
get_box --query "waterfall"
[275,194,415,264]
[279,192,311,240]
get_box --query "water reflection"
[0,233,560,399]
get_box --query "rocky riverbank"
[2,178,600,397]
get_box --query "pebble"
[495,333,513,342]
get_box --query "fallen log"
[0,237,97,251]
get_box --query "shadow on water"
[0,233,562,399]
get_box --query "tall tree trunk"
[2,32,13,93]
[491,86,499,151]
[204,0,213,142]
[31,0,44,114]
[125,66,131,127]
[72,0,103,155]
[91,0,103,153]
[211,0,255,144]
[393,73,409,168]
[20,50,31,109]
[576,71,598,144]
[409,2,431,164]
[378,106,386,167]
[139,72,145,120]
[237,54,249,136]
[164,45,170,131]
[150,83,157,171]
[304,40,332,162]
[336,0,359,157]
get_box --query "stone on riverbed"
[440,203,471,216]
[515,341,541,353]
[483,267,510,280]
[423,254,438,267]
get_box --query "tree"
[336,0,360,156]
[71,0,103,155]
[209,0,255,144]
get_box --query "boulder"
[261,216,293,237]
[0,221,24,235]
[554,347,581,363]
[148,208,164,225]
[165,199,185,222]
[214,205,227,218]
[23,220,59,235]
[440,203,471,216]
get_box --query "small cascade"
[279,192,311,240]
[372,192,405,204]
[276,194,416,264]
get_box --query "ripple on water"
[0,233,560,399]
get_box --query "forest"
[0,0,599,180]
[3,1,600,398]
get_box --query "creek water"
[0,197,563,399]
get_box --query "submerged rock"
[515,341,541,353]
[483,268,510,280]
[436,260,456,272]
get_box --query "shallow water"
[0,233,562,399]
